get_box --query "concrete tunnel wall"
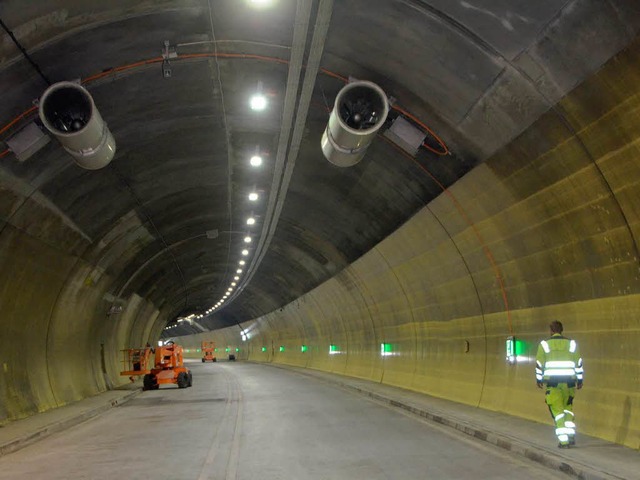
[183,39,640,450]
[0,203,165,422]
[0,27,639,451]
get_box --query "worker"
[536,320,584,448]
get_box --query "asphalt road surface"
[0,361,566,479]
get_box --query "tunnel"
[0,0,639,477]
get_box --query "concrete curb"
[0,389,141,458]
[268,364,620,480]
[341,383,617,480]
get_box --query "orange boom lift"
[201,341,217,362]
[120,342,192,390]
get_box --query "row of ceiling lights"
[204,0,274,317]
[206,96,267,315]
[166,97,267,330]
[167,0,275,331]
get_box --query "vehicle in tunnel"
[201,341,217,362]
[142,342,192,390]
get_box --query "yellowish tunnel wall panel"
[0,191,161,422]
[0,227,75,420]
[189,41,640,449]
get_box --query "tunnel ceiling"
[0,0,636,334]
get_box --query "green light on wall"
[279,346,285,352]
[196,349,200,353]
[235,348,239,352]
[506,336,529,363]
[214,348,218,352]
[380,343,393,356]
[329,344,340,354]
[261,347,267,352]
[185,349,190,353]
[301,345,308,352]
[226,348,230,352]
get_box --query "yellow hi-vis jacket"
[536,333,583,387]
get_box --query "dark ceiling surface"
[0,0,636,335]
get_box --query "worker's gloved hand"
[537,381,543,389]
[577,381,583,390]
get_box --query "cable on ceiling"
[0,53,449,157]
[0,105,37,136]
[0,17,51,86]
[392,105,449,156]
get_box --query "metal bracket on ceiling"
[162,40,177,79]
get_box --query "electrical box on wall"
[5,122,50,162]
[383,116,426,156]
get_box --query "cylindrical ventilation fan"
[321,80,389,167]
[39,81,116,170]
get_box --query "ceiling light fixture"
[247,217,256,225]
[250,94,267,111]
[244,236,252,243]
[248,0,273,7]
[250,155,263,167]
[239,260,246,265]
[248,192,259,201]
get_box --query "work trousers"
[545,383,576,445]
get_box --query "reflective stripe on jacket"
[535,334,583,384]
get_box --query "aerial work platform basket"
[120,346,153,377]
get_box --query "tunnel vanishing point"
[0,0,638,450]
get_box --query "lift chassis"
[120,342,192,390]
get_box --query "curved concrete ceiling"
[0,0,637,336]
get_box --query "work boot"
[568,435,575,446]
[558,442,570,449]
